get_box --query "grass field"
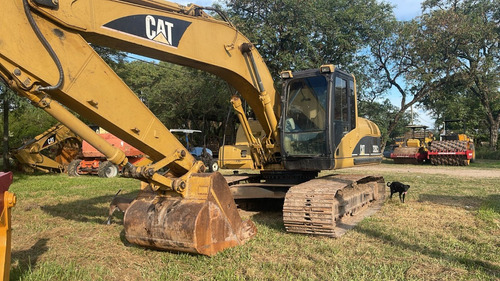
[7,161,500,280]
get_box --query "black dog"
[105,189,134,225]
[387,181,410,203]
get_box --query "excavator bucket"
[123,172,256,256]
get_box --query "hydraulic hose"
[22,0,64,92]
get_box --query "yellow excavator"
[11,123,81,173]
[0,0,385,268]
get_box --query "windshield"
[283,76,328,156]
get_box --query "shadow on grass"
[10,238,49,280]
[418,194,500,213]
[11,171,64,179]
[355,224,500,277]
[118,229,137,248]
[418,194,481,209]
[10,172,43,182]
[481,194,500,213]
[236,198,285,231]
[250,211,285,232]
[40,191,138,224]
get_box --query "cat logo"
[103,15,191,48]
[43,135,56,148]
[145,15,173,45]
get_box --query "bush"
[475,146,500,160]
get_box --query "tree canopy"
[116,60,233,147]
[418,0,500,149]
[1,81,58,148]
[366,0,499,149]
[223,0,394,77]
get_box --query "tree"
[116,60,233,147]
[367,0,500,151]
[0,81,58,150]
[91,45,127,71]
[420,83,489,143]
[223,0,394,77]
[419,0,500,149]
[358,98,413,149]
[367,19,448,149]
[6,101,58,148]
[1,82,10,170]
[223,0,399,149]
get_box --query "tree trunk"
[380,109,406,152]
[2,89,10,171]
[490,120,499,151]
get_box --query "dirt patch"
[344,164,500,178]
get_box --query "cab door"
[331,73,356,152]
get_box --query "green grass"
[470,159,500,169]
[6,166,500,281]
[475,147,500,160]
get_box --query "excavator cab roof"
[281,65,353,80]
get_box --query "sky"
[387,0,423,20]
[177,0,434,126]
[176,0,424,20]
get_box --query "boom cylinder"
[240,43,280,144]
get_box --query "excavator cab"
[280,65,373,170]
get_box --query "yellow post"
[0,172,16,281]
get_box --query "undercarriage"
[224,172,385,238]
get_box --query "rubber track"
[283,175,385,237]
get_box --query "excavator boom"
[1,0,280,169]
